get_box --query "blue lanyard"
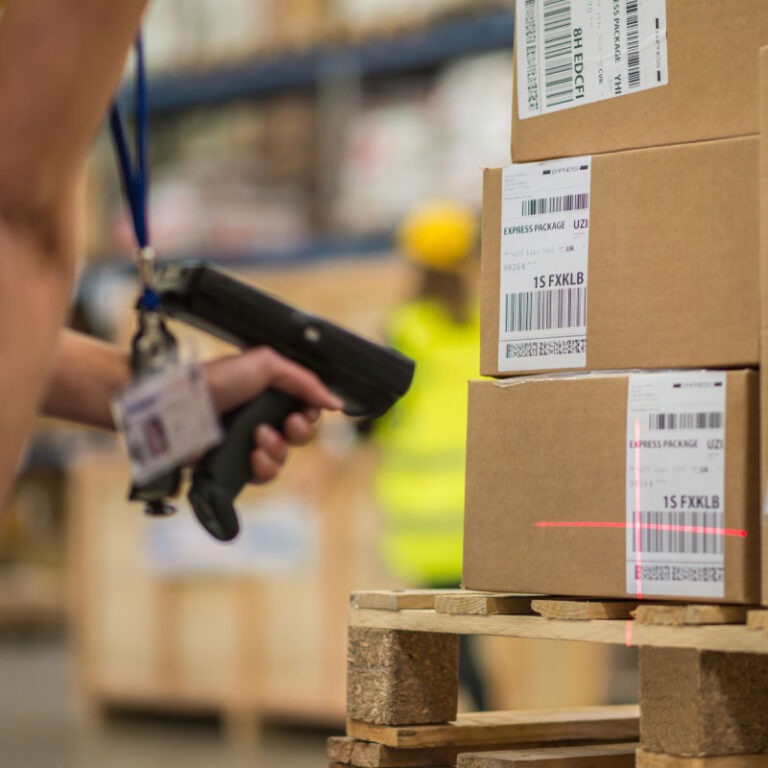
[109,35,158,308]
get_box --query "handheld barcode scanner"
[130,262,416,542]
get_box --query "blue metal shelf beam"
[121,11,514,116]
[85,231,395,280]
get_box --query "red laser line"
[633,419,643,600]
[624,620,633,648]
[533,521,747,537]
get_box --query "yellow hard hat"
[397,200,479,271]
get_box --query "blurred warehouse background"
[0,1,637,765]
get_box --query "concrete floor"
[0,635,332,768]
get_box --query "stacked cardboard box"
[761,47,768,607]
[463,0,768,606]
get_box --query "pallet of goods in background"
[331,2,768,766]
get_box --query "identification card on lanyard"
[112,362,222,485]
[108,35,222,492]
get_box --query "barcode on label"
[521,193,589,216]
[504,287,586,332]
[630,511,724,555]
[505,337,586,359]
[626,0,641,88]
[543,0,573,107]
[648,412,724,431]
[524,0,540,112]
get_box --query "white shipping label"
[498,158,591,372]
[517,0,668,119]
[626,372,727,599]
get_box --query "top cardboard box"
[512,0,768,162]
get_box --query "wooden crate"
[67,438,394,730]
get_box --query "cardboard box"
[462,370,760,603]
[759,46,768,604]
[481,137,759,377]
[512,0,768,162]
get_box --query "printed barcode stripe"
[630,511,724,555]
[504,287,586,332]
[647,412,724,431]
[521,193,589,216]
[626,0,641,89]
[524,0,540,113]
[543,0,573,107]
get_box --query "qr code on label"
[506,338,586,359]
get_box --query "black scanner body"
[140,262,415,541]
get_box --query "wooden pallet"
[339,589,768,765]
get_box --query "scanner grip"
[188,388,301,541]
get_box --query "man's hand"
[202,346,343,483]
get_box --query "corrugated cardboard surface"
[481,137,760,378]
[462,371,760,603]
[511,0,768,162]
[759,47,768,604]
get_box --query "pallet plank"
[457,743,637,767]
[435,594,538,616]
[349,603,768,654]
[328,736,615,768]
[328,735,638,768]
[532,600,637,621]
[633,605,748,627]
[346,705,639,749]
[746,610,768,631]
[351,590,464,611]
[327,736,459,767]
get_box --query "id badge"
[112,362,223,485]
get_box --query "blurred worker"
[371,199,486,710]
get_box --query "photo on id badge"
[143,415,170,458]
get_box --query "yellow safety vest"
[372,298,480,585]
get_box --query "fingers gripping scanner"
[132,262,415,542]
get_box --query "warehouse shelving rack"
[101,8,515,269]
[117,10,515,117]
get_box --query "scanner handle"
[188,389,301,541]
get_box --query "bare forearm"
[42,329,131,429]
[0,1,149,505]
[0,0,150,213]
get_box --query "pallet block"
[640,647,768,756]
[456,743,636,766]
[636,749,768,767]
[347,627,459,726]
